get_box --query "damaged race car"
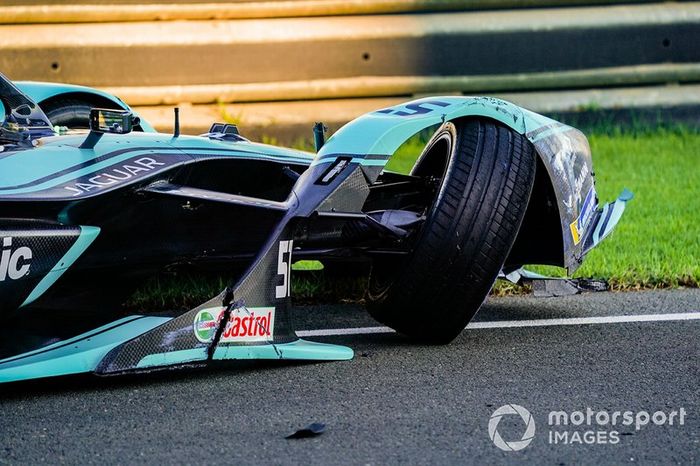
[0,73,630,383]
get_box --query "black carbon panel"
[528,127,595,268]
[227,229,296,342]
[318,167,370,213]
[0,221,82,317]
[96,295,220,374]
[96,222,297,374]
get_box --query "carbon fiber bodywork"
[0,221,84,312]
[0,75,628,383]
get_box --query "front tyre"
[367,119,536,343]
[40,98,132,130]
[41,98,104,129]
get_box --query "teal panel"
[213,339,354,361]
[136,348,208,369]
[318,96,558,161]
[21,225,101,307]
[168,137,314,163]
[0,133,312,196]
[0,134,177,190]
[0,315,171,384]
[0,152,177,196]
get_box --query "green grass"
[566,128,700,289]
[126,124,700,310]
[387,125,700,290]
[126,270,369,310]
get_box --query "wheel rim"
[368,124,456,300]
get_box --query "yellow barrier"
[0,0,663,24]
[105,64,700,106]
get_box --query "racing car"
[0,73,630,383]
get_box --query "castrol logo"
[193,306,275,343]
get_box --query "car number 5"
[276,240,293,299]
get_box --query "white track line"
[296,312,700,337]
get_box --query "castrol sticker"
[193,306,275,343]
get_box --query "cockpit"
[0,73,55,148]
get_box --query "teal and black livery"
[0,73,629,383]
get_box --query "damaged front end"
[0,218,354,384]
[0,93,630,383]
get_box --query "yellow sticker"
[570,220,581,245]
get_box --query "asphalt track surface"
[1,289,698,465]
